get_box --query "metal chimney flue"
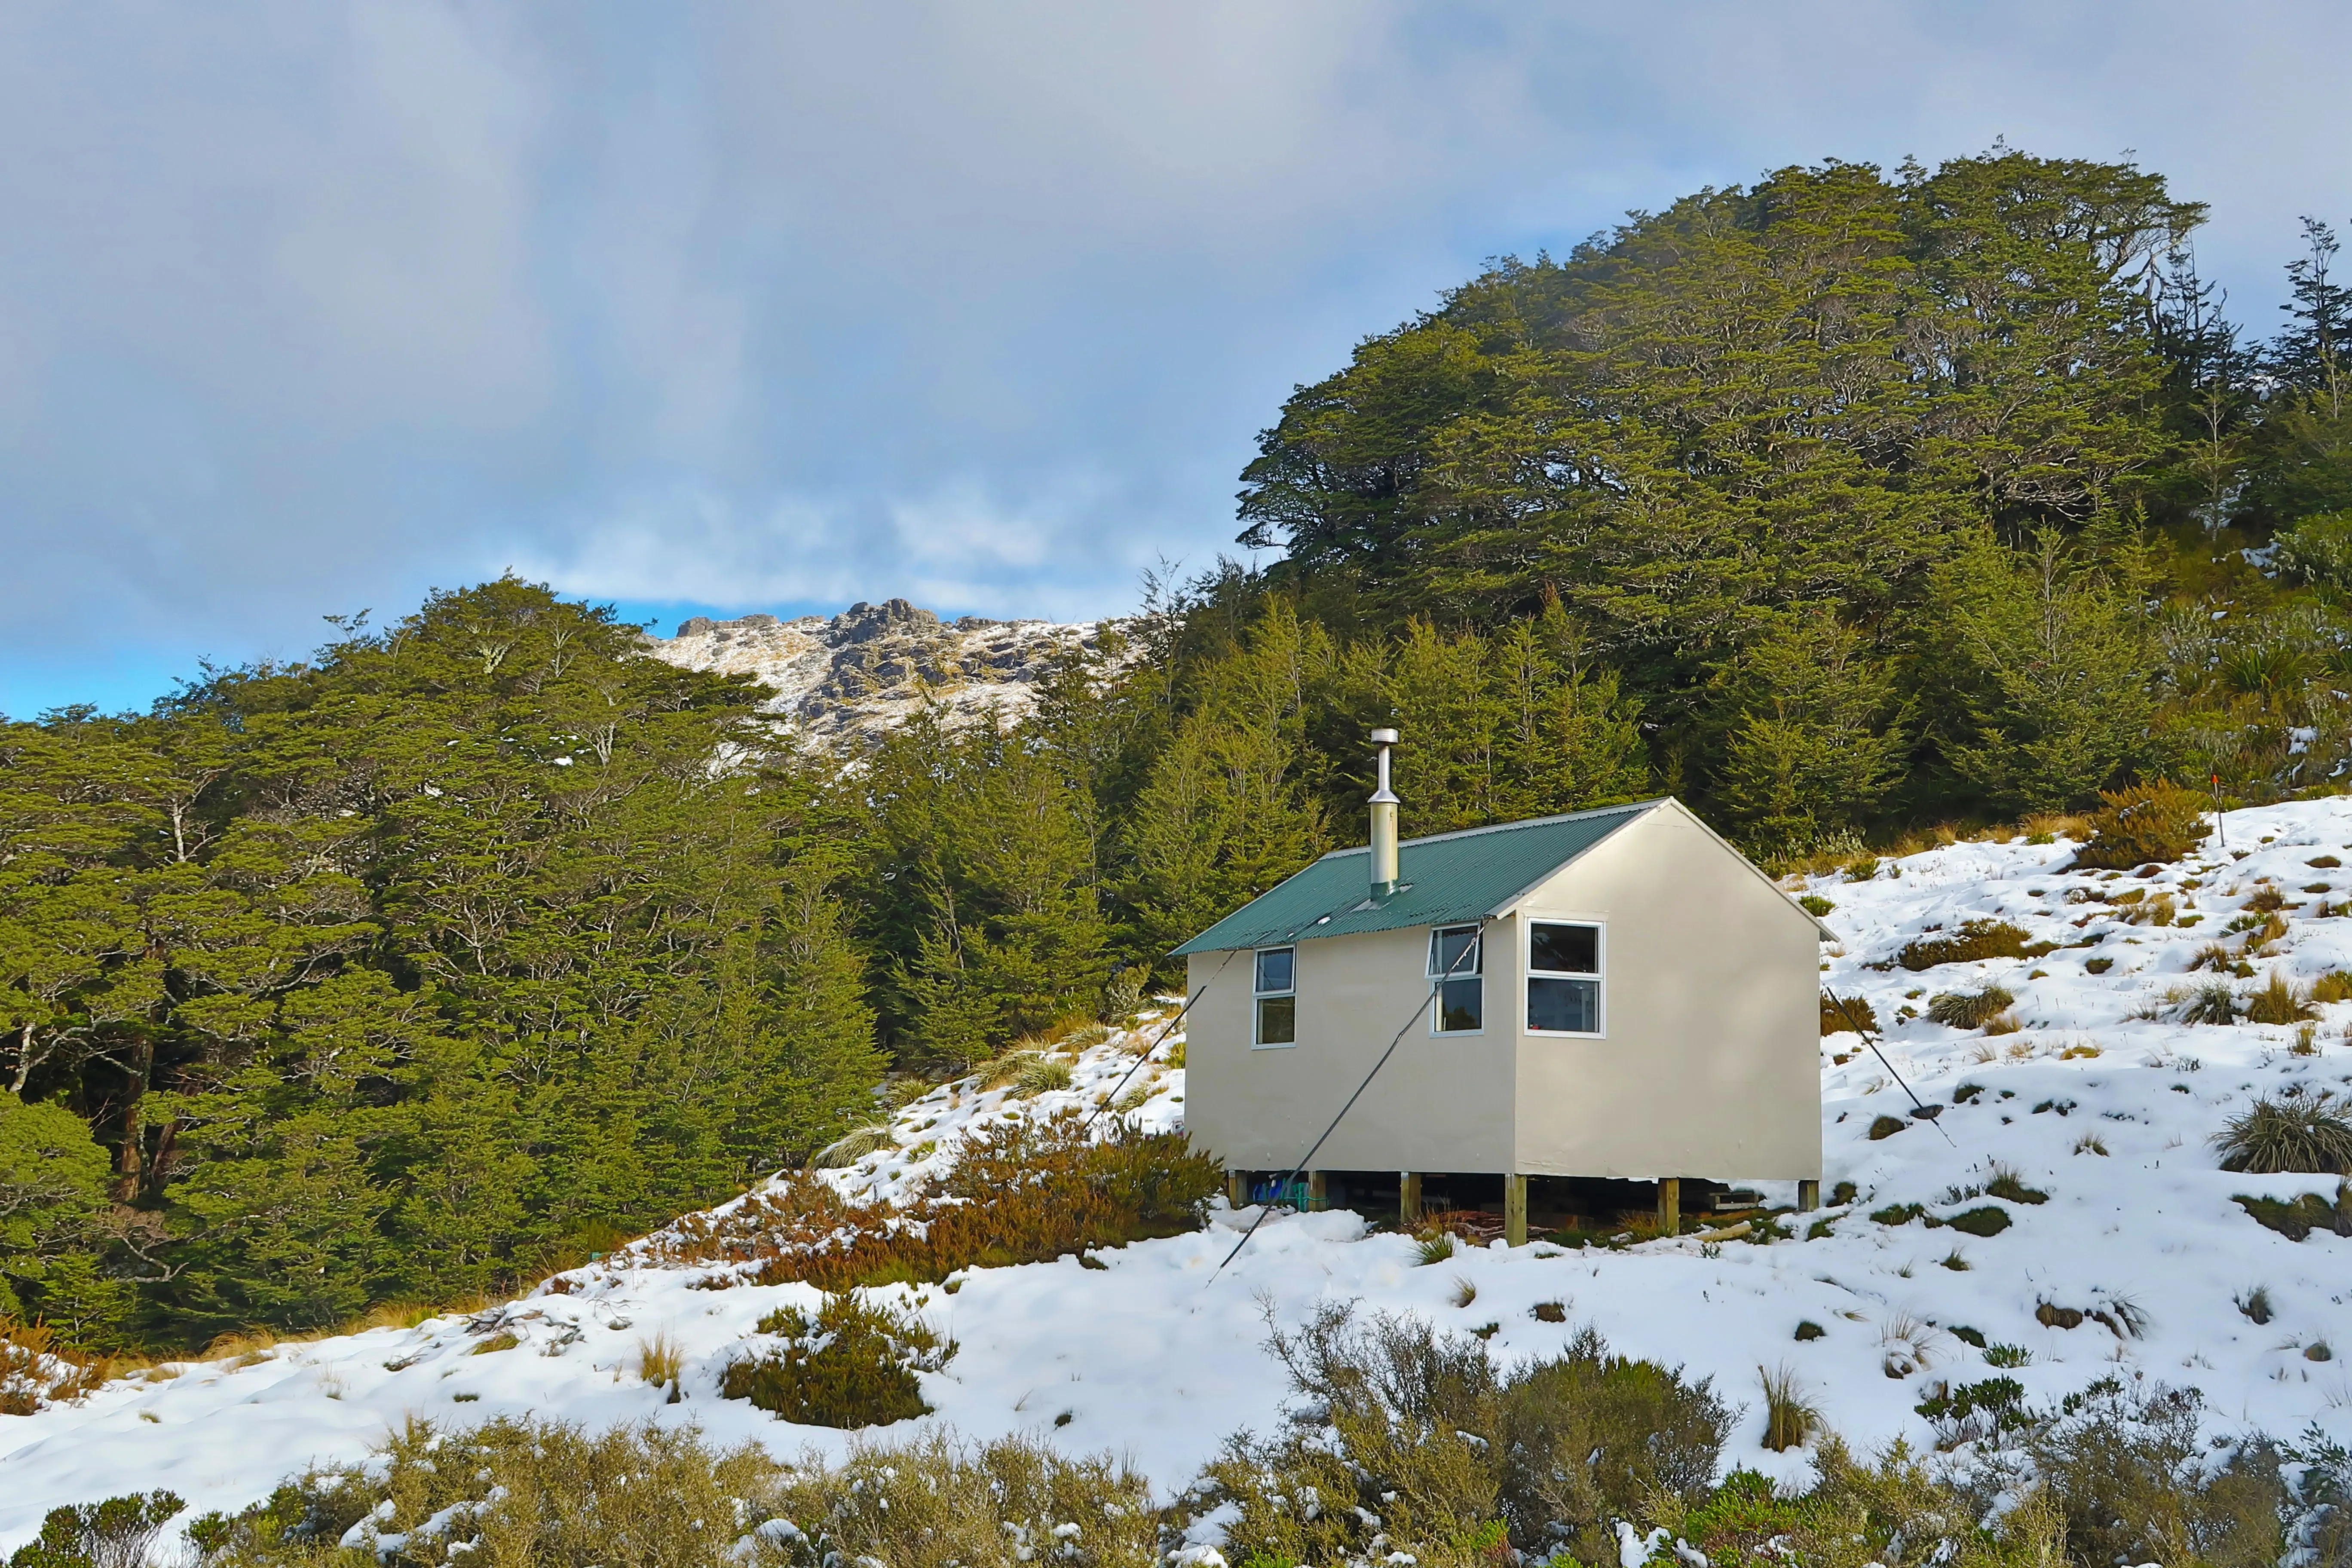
[1369,727,1400,894]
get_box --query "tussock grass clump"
[2233,1191,2349,1241]
[1760,1364,1820,1452]
[2236,1285,2274,1324]
[636,1331,683,1390]
[722,1294,947,1428]
[1414,1229,1459,1265]
[1179,1304,1726,1568]
[1927,985,2014,1030]
[1819,991,1877,1036]
[1006,1057,1074,1097]
[2243,971,2315,1025]
[980,1050,1047,1090]
[2214,1092,2352,1173]
[1983,1165,2049,1205]
[1944,1205,2013,1238]
[654,1109,1222,1290]
[1899,919,2034,972]
[2184,982,2240,1025]
[2312,970,2352,1004]
[811,1125,896,1170]
[2072,781,2211,870]
[0,1319,105,1415]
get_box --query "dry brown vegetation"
[2072,781,2213,870]
[644,1109,1221,1290]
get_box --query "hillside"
[6,798,2352,1548]
[645,597,1118,747]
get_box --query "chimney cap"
[1370,727,1399,745]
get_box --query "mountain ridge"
[646,597,1121,747]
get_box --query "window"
[1428,925,1483,1034]
[1254,946,1296,1047]
[1527,921,1602,1035]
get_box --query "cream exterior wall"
[1184,926,1516,1173]
[1507,802,1821,1180]
[1183,800,1821,1182]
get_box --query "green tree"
[1713,611,1906,850]
[1916,533,2156,813]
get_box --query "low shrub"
[2274,507,2352,589]
[1899,919,2034,971]
[2024,1379,2292,1568]
[1927,986,2015,1030]
[1914,1375,2028,1449]
[2236,1285,2274,1324]
[9,1489,184,1568]
[2212,1092,2352,1173]
[187,1418,796,1568]
[2072,781,2212,870]
[1798,894,1835,917]
[650,1109,1223,1290]
[1866,1115,1906,1141]
[1644,1445,2063,1568]
[771,1433,1155,1568]
[178,1415,1158,1568]
[722,1294,948,1428]
[1177,1304,1726,1568]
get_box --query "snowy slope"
[7,800,2352,1546]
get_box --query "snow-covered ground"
[7,800,2352,1546]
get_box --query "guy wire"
[1208,914,1493,1284]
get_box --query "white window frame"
[1252,945,1298,1049]
[1522,916,1605,1038]
[1427,924,1485,1036]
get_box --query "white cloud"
[6,0,2352,707]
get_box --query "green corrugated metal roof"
[1170,798,1667,956]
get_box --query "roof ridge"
[1317,796,1670,860]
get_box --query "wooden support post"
[1400,1172,1423,1228]
[1503,1173,1528,1247]
[1228,1170,1250,1209]
[1305,1170,1328,1212]
[1657,1177,1681,1235]
[1797,1179,1820,1213]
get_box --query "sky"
[5,1,2352,717]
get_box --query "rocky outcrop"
[646,598,1120,748]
